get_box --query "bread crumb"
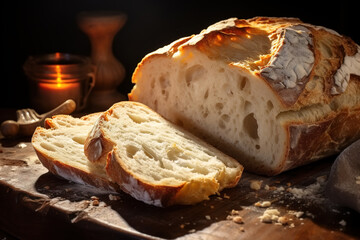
[339,220,346,226]
[91,196,100,206]
[18,143,27,148]
[277,216,289,225]
[259,209,280,223]
[230,209,240,215]
[109,194,121,201]
[227,209,244,224]
[264,184,270,190]
[232,216,244,224]
[254,201,271,208]
[289,223,295,228]
[239,226,245,232]
[92,199,99,206]
[205,215,211,220]
[250,180,263,190]
[188,229,196,233]
[180,224,185,229]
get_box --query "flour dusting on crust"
[331,46,360,95]
[260,25,314,89]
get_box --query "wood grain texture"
[0,139,359,240]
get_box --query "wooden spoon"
[1,99,76,138]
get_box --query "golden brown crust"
[106,151,184,207]
[283,107,360,173]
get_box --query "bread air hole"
[72,136,86,145]
[267,100,274,111]
[127,113,147,124]
[202,108,209,118]
[215,103,224,112]
[40,142,56,152]
[161,89,169,100]
[204,89,209,99]
[126,145,139,159]
[185,64,206,87]
[53,142,64,148]
[243,113,259,140]
[237,76,248,91]
[159,74,170,89]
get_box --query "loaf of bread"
[84,101,243,207]
[129,17,360,175]
[32,113,118,191]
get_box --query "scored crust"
[129,17,360,175]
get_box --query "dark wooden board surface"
[0,138,359,240]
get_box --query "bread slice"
[129,17,360,176]
[84,101,243,207]
[32,113,118,191]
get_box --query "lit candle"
[24,53,94,112]
[35,64,81,112]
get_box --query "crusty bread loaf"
[32,113,118,191]
[84,101,243,207]
[129,17,360,176]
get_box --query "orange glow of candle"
[56,65,63,88]
[36,64,82,110]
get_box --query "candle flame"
[55,65,62,87]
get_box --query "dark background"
[2,0,359,109]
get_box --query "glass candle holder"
[24,53,95,112]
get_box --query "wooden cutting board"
[0,138,359,240]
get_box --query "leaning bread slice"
[32,113,118,191]
[84,101,243,207]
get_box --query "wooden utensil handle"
[1,99,76,138]
[41,99,76,119]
